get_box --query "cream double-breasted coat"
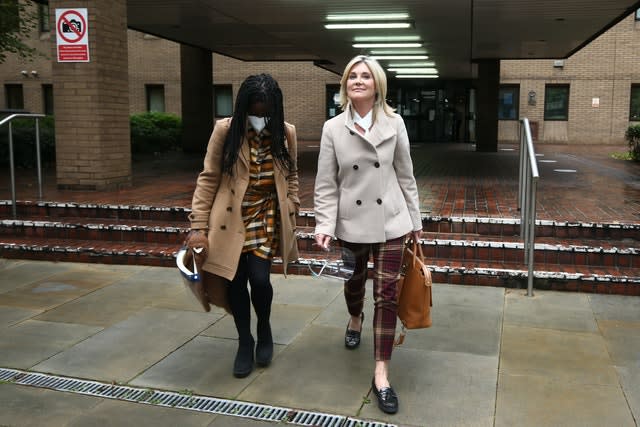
[189,118,300,280]
[314,108,422,243]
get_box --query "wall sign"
[56,8,90,62]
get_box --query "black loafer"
[344,312,364,349]
[371,378,399,414]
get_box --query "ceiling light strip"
[326,13,410,21]
[326,22,411,29]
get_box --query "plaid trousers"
[341,235,405,361]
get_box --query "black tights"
[227,252,273,343]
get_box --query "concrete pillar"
[475,59,500,152]
[180,45,213,153]
[50,0,131,190]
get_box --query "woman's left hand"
[412,230,422,242]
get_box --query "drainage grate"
[0,368,396,427]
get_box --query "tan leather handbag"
[395,238,433,345]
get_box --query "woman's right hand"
[314,233,332,251]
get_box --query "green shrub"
[625,124,640,161]
[130,112,182,156]
[0,115,56,168]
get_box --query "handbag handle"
[409,237,425,266]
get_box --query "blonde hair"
[338,55,395,121]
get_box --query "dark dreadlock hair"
[222,73,293,175]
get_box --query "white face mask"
[248,115,268,133]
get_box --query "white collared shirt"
[353,109,373,135]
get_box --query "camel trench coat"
[314,108,422,243]
[189,117,300,280]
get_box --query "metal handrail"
[518,118,539,296]
[0,113,46,219]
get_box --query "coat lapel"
[344,105,395,147]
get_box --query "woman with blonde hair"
[314,55,422,414]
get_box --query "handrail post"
[35,118,43,200]
[1,113,47,218]
[518,117,539,297]
[8,122,17,218]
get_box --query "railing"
[0,113,46,219]
[518,118,539,296]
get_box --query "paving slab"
[0,383,102,427]
[361,348,498,427]
[0,305,40,326]
[34,270,189,327]
[400,284,504,356]
[65,396,216,426]
[615,365,640,423]
[0,319,102,369]
[237,324,373,416]
[500,324,619,385]
[504,289,599,332]
[312,280,375,329]
[597,319,640,365]
[34,307,215,383]
[201,303,321,346]
[0,260,74,293]
[589,293,640,322]
[270,274,343,307]
[495,373,635,427]
[130,335,270,399]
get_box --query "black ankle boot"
[233,336,255,378]
[256,323,273,367]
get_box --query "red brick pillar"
[50,0,131,190]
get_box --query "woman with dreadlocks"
[186,74,299,378]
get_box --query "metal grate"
[0,368,396,427]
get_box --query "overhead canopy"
[127,0,640,79]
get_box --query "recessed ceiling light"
[388,68,438,74]
[370,50,428,55]
[326,13,410,21]
[354,35,421,42]
[352,43,422,48]
[395,75,439,79]
[370,55,429,60]
[326,22,412,29]
[388,61,435,67]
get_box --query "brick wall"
[500,13,640,144]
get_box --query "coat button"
[231,189,235,195]
[353,165,359,170]
[374,161,380,168]
[356,200,362,205]
[349,131,355,135]
[226,207,232,212]
[376,199,382,205]
[221,225,226,230]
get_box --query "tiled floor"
[2,140,640,224]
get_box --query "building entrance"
[389,82,473,143]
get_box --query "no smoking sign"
[56,8,90,62]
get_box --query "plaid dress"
[241,129,279,259]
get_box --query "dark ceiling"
[127,0,640,79]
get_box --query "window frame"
[497,84,520,121]
[5,84,25,111]
[544,84,570,121]
[213,84,233,117]
[145,84,165,113]
[630,84,640,122]
[38,3,50,33]
[42,84,54,115]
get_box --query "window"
[544,85,570,121]
[38,3,50,33]
[630,85,640,121]
[5,84,24,110]
[213,85,233,117]
[42,84,54,115]
[635,8,640,21]
[0,1,19,33]
[498,85,519,120]
[145,84,165,112]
